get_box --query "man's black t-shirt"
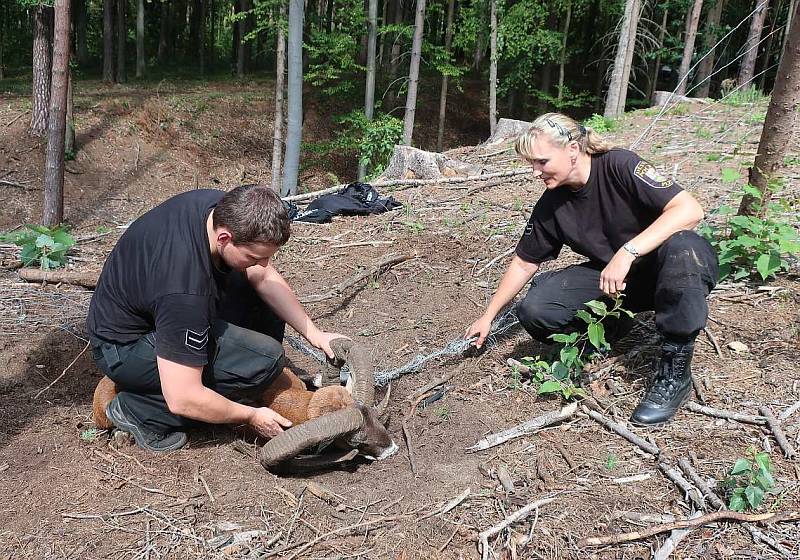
[87,189,229,367]
[515,149,683,266]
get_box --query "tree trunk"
[281,0,304,196]
[75,0,90,65]
[44,0,71,227]
[676,0,703,95]
[199,0,206,74]
[136,0,145,77]
[738,0,799,216]
[785,0,797,55]
[537,64,552,113]
[158,0,170,64]
[237,0,251,78]
[758,2,779,90]
[385,0,404,110]
[116,0,127,83]
[557,2,572,102]
[738,0,770,89]
[474,29,484,71]
[435,0,454,152]
[604,0,641,117]
[647,7,668,101]
[358,0,379,180]
[489,0,498,135]
[694,0,725,97]
[103,0,115,81]
[401,0,426,146]
[31,5,53,136]
[271,3,286,192]
[64,67,75,155]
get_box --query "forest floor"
[0,78,798,560]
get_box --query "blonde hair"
[515,112,612,160]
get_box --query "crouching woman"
[465,113,719,426]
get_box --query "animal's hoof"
[111,429,134,448]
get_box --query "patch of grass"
[723,87,769,106]
[695,127,712,139]
[667,103,690,116]
[583,113,616,133]
[746,111,767,125]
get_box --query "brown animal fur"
[91,367,354,430]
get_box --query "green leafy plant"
[722,450,775,511]
[699,179,800,281]
[1,224,76,269]
[722,87,768,106]
[583,113,616,133]
[605,453,618,471]
[518,296,633,400]
[80,428,100,442]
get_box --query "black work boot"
[106,396,187,452]
[630,341,694,426]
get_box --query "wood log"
[18,267,99,289]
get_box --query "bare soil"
[0,81,798,560]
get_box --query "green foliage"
[309,110,402,179]
[535,86,595,111]
[722,87,769,106]
[722,450,775,511]
[699,178,799,281]
[605,453,618,471]
[518,295,633,400]
[583,113,616,133]
[80,428,99,442]
[0,224,76,269]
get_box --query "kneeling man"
[87,185,344,451]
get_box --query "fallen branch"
[652,511,702,560]
[467,402,578,452]
[419,488,471,520]
[406,371,455,402]
[299,253,414,304]
[581,405,661,456]
[779,399,800,421]
[283,169,535,203]
[475,246,515,275]
[657,461,705,510]
[478,497,556,560]
[685,401,766,425]
[577,510,800,547]
[18,267,99,289]
[758,406,797,459]
[703,327,723,358]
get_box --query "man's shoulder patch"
[633,161,674,189]
[185,327,210,351]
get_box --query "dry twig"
[468,403,578,452]
[299,253,414,304]
[34,340,90,399]
[759,406,797,459]
[18,267,99,289]
[478,497,556,560]
[685,401,766,425]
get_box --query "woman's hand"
[600,249,636,296]
[465,315,494,349]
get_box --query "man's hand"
[600,249,636,296]
[308,329,349,360]
[248,407,293,438]
[465,315,494,349]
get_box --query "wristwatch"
[622,242,640,258]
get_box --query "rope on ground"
[285,306,521,387]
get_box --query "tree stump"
[651,91,709,107]
[484,118,532,146]
[379,145,483,180]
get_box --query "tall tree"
[401,0,426,145]
[136,0,145,77]
[358,0,378,179]
[198,0,206,74]
[436,0,455,151]
[75,0,90,66]
[271,3,286,192]
[488,0,497,135]
[738,0,799,216]
[237,0,252,77]
[647,6,668,100]
[385,0,404,110]
[158,0,170,63]
[694,0,725,98]
[116,0,127,82]
[604,0,641,116]
[281,0,304,196]
[64,67,75,155]
[676,0,703,95]
[44,0,71,226]
[103,0,115,81]
[738,0,770,88]
[557,1,572,103]
[30,3,53,135]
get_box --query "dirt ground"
[0,80,798,560]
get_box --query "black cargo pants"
[515,231,719,344]
[91,271,286,435]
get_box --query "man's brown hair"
[213,185,291,246]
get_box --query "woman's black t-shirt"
[515,148,683,266]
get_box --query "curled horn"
[259,407,365,470]
[376,384,391,420]
[329,337,375,406]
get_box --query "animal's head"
[259,338,397,471]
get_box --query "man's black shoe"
[630,341,694,426]
[105,396,187,452]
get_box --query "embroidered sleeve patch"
[185,327,210,351]
[634,161,674,189]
